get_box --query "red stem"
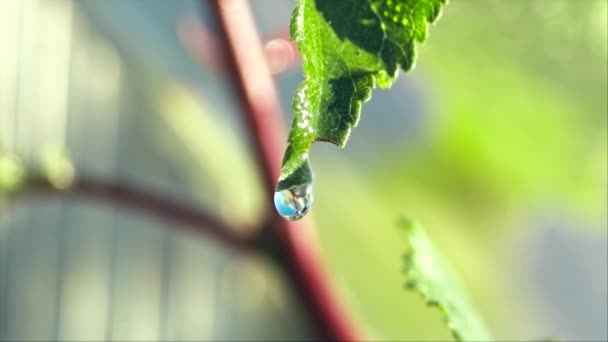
[14,176,255,252]
[210,0,362,340]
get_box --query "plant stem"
[13,176,255,252]
[210,0,362,340]
[209,0,285,192]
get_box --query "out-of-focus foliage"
[0,151,24,194]
[0,0,605,341]
[278,0,446,190]
[402,0,608,218]
[311,0,606,340]
[41,144,75,189]
[401,218,492,341]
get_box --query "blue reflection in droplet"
[273,182,313,221]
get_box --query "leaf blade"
[401,218,493,341]
[278,0,446,189]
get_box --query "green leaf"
[277,0,446,190]
[0,151,25,194]
[400,218,493,341]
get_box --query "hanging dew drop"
[273,182,313,221]
[274,151,314,220]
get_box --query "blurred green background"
[0,0,606,341]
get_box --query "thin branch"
[178,16,299,75]
[209,0,363,340]
[11,176,256,252]
[208,0,286,193]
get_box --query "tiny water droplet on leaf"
[274,182,313,221]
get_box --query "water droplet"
[274,183,313,221]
